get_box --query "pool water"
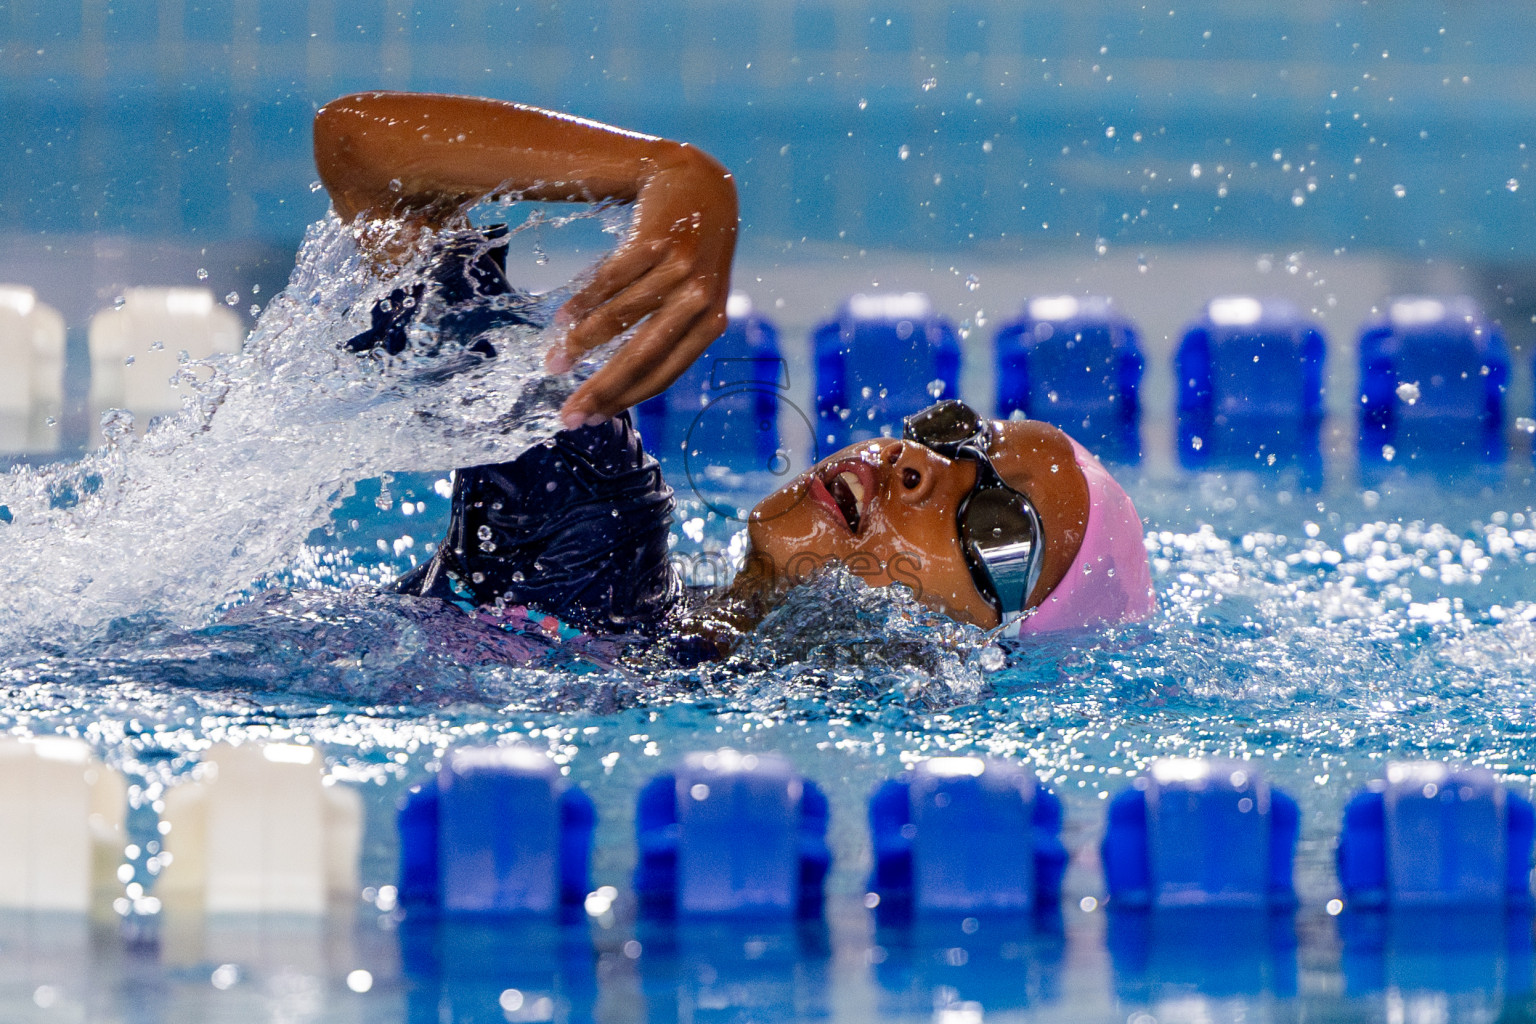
[4,215,1536,1022]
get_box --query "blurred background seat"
[994,295,1143,463]
[87,287,243,438]
[0,286,66,456]
[1176,296,1326,472]
[814,292,960,450]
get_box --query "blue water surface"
[6,451,1536,1021]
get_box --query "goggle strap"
[989,610,1028,640]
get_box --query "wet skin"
[313,91,738,431]
[745,419,1092,629]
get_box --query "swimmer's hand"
[547,145,738,430]
[313,91,738,431]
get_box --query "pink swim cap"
[1006,438,1155,636]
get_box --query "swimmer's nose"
[886,440,939,504]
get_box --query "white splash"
[0,213,596,649]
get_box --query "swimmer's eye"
[902,468,921,489]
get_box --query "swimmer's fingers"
[554,253,693,369]
[559,286,726,426]
[547,240,666,370]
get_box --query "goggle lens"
[902,400,983,451]
[902,400,1044,619]
[962,486,1042,615]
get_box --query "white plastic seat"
[0,736,125,911]
[87,287,242,436]
[156,742,362,914]
[0,285,66,455]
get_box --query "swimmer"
[313,92,1153,649]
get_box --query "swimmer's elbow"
[312,98,374,218]
[313,92,424,221]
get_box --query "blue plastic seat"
[1358,296,1508,465]
[634,749,830,917]
[1336,762,1535,909]
[397,746,594,915]
[635,293,786,473]
[814,293,961,450]
[994,295,1143,461]
[1102,758,1298,910]
[868,756,1066,916]
[1176,297,1326,469]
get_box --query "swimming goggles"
[902,401,1045,621]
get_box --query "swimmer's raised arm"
[313,91,738,428]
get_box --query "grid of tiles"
[2,0,1535,256]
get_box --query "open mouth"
[810,460,873,534]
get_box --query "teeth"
[838,471,865,512]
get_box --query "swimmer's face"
[746,419,1091,628]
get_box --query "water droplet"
[978,646,1005,672]
[1191,436,1204,451]
[926,379,946,399]
[1509,178,1520,192]
[195,268,208,280]
[471,572,486,584]
[1396,381,1421,405]
[224,292,239,306]
[477,525,493,541]
[1392,183,1407,198]
[511,570,525,582]
[309,180,323,193]
[1292,191,1306,207]
[921,77,937,92]
[898,145,910,161]
[858,98,868,111]
[964,274,980,292]
[1190,163,1202,178]
[1095,238,1108,256]
[1050,463,1059,473]
[981,140,993,153]
[1517,417,1536,434]
[1382,444,1397,462]
[1105,126,1116,138]
[861,386,873,400]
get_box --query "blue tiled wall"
[2,0,1534,259]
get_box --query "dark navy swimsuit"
[347,230,681,634]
